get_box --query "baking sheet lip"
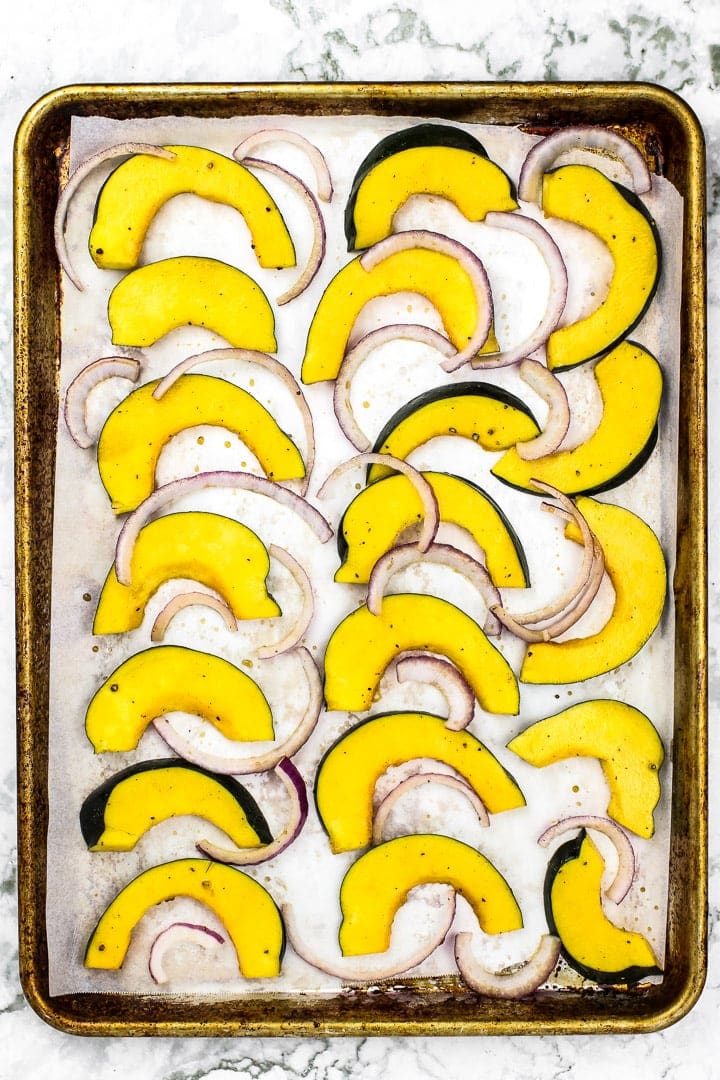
[14,79,707,1037]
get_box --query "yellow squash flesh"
[85,644,274,753]
[97,375,305,513]
[108,256,277,350]
[93,511,279,634]
[543,165,659,371]
[339,835,522,955]
[315,711,525,853]
[323,593,519,716]
[520,497,666,685]
[84,858,284,977]
[507,699,663,838]
[90,144,296,270]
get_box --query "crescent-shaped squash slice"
[85,645,274,753]
[80,759,273,851]
[323,593,519,716]
[544,831,661,983]
[339,835,522,955]
[89,144,296,271]
[108,256,277,350]
[93,511,279,635]
[301,247,486,385]
[543,165,660,371]
[506,699,663,838]
[335,470,528,587]
[315,711,524,853]
[346,143,516,250]
[84,858,284,977]
[366,383,539,483]
[97,375,305,513]
[520,497,666,685]
[492,341,662,496]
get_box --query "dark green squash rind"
[80,758,273,848]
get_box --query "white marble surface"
[1,0,718,1075]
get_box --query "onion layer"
[395,654,476,732]
[538,816,636,904]
[518,126,652,206]
[515,359,571,461]
[148,922,226,985]
[64,356,141,448]
[233,129,333,202]
[372,772,489,843]
[257,545,314,658]
[150,591,239,641]
[454,931,561,998]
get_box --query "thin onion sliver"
[395,654,476,732]
[454,931,561,998]
[64,356,141,449]
[233,129,333,202]
[150,591,238,642]
[372,772,490,843]
[537,816,636,904]
[257,545,314,658]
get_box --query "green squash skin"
[543,831,661,986]
[545,176,662,372]
[367,382,539,485]
[80,758,273,849]
[345,123,518,250]
[335,469,530,588]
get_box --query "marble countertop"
[1,0,718,1076]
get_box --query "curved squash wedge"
[89,144,296,271]
[93,511,279,635]
[108,256,277,350]
[84,858,284,977]
[323,593,519,715]
[335,470,528,587]
[543,165,660,371]
[315,711,524,853]
[519,497,666,685]
[339,834,522,955]
[507,699,664,838]
[85,645,274,752]
[492,341,662,496]
[545,831,661,983]
[80,759,272,851]
[97,374,305,513]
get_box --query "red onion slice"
[333,325,457,451]
[154,647,322,775]
[257,545,313,658]
[372,772,490,843]
[395,655,476,732]
[150,591,239,642]
[152,347,316,495]
[367,542,502,638]
[148,922,227,985]
[317,453,439,554]
[471,212,568,370]
[515,359,571,460]
[538,816,636,905]
[197,758,308,865]
[282,888,456,982]
[242,157,325,304]
[359,230,492,372]
[63,356,141,448]
[115,471,333,587]
[518,126,652,206]
[454,931,561,998]
[54,143,176,291]
[233,129,333,202]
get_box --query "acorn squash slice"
[92,511,279,635]
[300,247,488,385]
[506,699,663,838]
[89,144,296,271]
[345,129,516,249]
[519,497,666,685]
[85,644,274,753]
[542,165,660,371]
[323,593,519,715]
[97,374,305,513]
[335,470,528,587]
[108,256,277,350]
[366,383,539,484]
[84,858,285,977]
[80,759,272,851]
[544,831,661,983]
[491,341,662,496]
[315,711,524,853]
[339,834,522,955]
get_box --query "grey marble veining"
[1,0,719,1076]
